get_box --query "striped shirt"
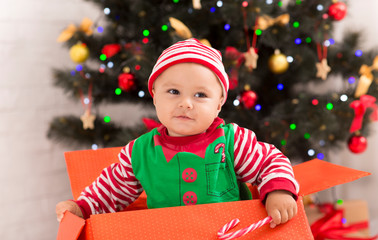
[76,122,299,219]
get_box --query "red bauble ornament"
[328,2,347,21]
[347,135,367,154]
[118,73,135,91]
[241,90,258,109]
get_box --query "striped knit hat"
[148,38,229,104]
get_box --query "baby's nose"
[179,97,193,109]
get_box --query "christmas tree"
[48,0,378,161]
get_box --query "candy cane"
[217,216,272,240]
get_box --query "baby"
[56,38,299,229]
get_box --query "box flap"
[65,147,122,199]
[57,211,86,240]
[293,159,371,196]
[89,197,312,239]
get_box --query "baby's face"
[152,63,224,137]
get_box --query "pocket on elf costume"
[205,162,235,197]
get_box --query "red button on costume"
[182,168,197,183]
[183,191,197,206]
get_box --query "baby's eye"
[194,92,207,98]
[168,89,179,95]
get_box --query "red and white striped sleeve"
[232,123,299,202]
[75,140,144,219]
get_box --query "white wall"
[0,1,147,239]
[0,0,377,239]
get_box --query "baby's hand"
[55,200,83,222]
[265,190,297,228]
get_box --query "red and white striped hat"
[148,38,229,104]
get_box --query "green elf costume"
[132,117,240,208]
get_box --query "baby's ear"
[152,88,156,105]
[216,97,224,113]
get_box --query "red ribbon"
[311,206,378,240]
[101,42,143,58]
[142,118,161,131]
[225,47,246,90]
[102,44,121,58]
[349,95,378,133]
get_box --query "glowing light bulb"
[340,94,348,102]
[255,104,262,111]
[233,99,240,106]
[76,65,83,71]
[317,153,324,160]
[326,103,333,110]
[308,149,315,156]
[138,90,145,98]
[316,4,324,11]
[355,50,363,57]
[104,116,111,123]
[84,97,90,105]
[143,30,150,37]
[115,88,122,95]
[161,25,168,31]
[100,54,107,61]
[104,8,111,15]
[348,76,356,84]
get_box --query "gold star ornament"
[80,110,96,130]
[244,47,259,72]
[192,0,202,9]
[316,59,331,80]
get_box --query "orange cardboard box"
[57,147,370,240]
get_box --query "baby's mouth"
[175,115,193,120]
